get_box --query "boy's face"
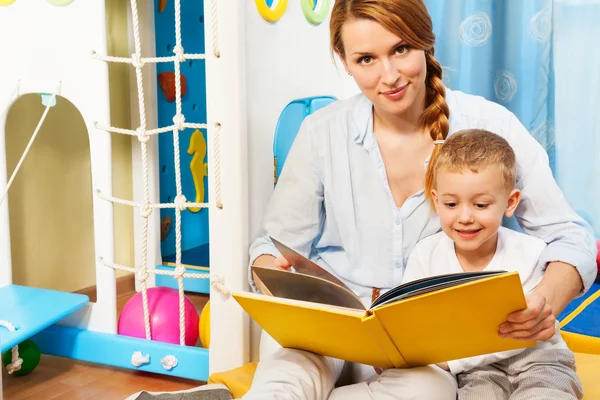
[432,165,520,256]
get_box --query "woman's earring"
[347,71,352,76]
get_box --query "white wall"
[244,2,359,360]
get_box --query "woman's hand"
[253,254,292,271]
[252,254,293,295]
[273,256,292,270]
[498,291,556,342]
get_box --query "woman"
[244,0,597,399]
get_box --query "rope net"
[0,2,223,370]
[95,0,223,346]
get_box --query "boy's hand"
[498,291,555,341]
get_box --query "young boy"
[402,129,583,399]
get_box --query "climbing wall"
[154,0,210,272]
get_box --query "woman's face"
[340,18,428,119]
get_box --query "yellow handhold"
[255,0,288,22]
[301,0,330,24]
[188,129,208,213]
[0,0,17,5]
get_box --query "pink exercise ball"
[118,286,199,346]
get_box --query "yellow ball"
[199,301,210,348]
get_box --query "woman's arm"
[506,113,596,296]
[248,120,325,292]
[498,112,597,340]
[533,261,583,315]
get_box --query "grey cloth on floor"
[133,388,233,400]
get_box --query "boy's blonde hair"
[427,129,516,203]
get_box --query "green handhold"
[46,0,76,6]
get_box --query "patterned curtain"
[425,0,599,236]
[553,0,600,237]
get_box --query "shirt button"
[395,261,401,268]
[395,217,401,225]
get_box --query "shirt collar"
[350,86,459,146]
[352,94,373,145]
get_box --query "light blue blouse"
[249,88,597,299]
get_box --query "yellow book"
[233,238,535,369]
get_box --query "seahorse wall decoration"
[188,129,208,213]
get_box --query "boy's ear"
[431,189,440,212]
[504,189,521,218]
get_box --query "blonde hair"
[330,0,450,199]
[430,129,516,203]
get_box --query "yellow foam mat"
[561,331,600,355]
[207,361,258,398]
[575,352,600,399]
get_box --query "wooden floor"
[2,291,210,400]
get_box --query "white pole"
[204,0,250,374]
[0,83,19,288]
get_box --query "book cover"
[234,238,535,368]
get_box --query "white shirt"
[248,88,597,300]
[402,227,568,375]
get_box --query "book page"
[251,266,366,310]
[270,237,352,290]
[371,270,506,308]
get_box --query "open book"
[233,238,535,369]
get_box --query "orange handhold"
[158,71,187,103]
[159,0,167,13]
